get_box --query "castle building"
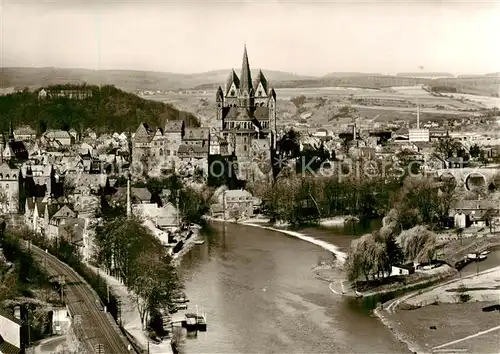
[214,45,277,180]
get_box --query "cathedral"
[214,46,277,181]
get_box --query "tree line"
[92,214,182,335]
[344,176,455,289]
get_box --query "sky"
[1,0,499,76]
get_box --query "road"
[29,243,133,354]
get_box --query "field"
[141,85,493,131]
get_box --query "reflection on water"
[178,221,408,354]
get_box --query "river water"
[178,221,409,354]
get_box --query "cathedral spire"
[240,44,253,94]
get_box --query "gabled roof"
[51,205,76,219]
[133,123,153,142]
[183,127,210,140]
[0,308,22,325]
[164,120,185,133]
[0,338,21,354]
[59,218,85,243]
[13,125,36,135]
[131,187,152,202]
[253,70,268,95]
[0,162,19,175]
[225,70,240,95]
[44,129,71,139]
[178,144,209,154]
[225,189,252,198]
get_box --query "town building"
[1,128,29,162]
[0,162,20,214]
[38,87,93,100]
[21,164,54,198]
[408,128,430,142]
[132,120,208,172]
[214,45,277,181]
[13,126,37,141]
[223,189,254,220]
[43,130,73,146]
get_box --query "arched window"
[159,149,163,156]
[230,90,235,96]
[261,102,265,107]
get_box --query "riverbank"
[205,216,348,263]
[375,265,500,354]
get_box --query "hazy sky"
[1,0,499,76]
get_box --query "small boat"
[182,313,198,331]
[480,250,491,256]
[476,253,487,261]
[196,314,207,332]
[194,239,205,245]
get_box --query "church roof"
[239,45,253,94]
[222,107,269,121]
[225,70,240,95]
[253,70,268,95]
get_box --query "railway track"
[29,244,132,353]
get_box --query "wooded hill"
[0,84,200,134]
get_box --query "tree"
[456,227,464,246]
[483,208,497,233]
[397,226,438,264]
[469,144,481,158]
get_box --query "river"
[178,221,409,354]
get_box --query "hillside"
[0,67,314,92]
[1,67,498,97]
[0,84,199,134]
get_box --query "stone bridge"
[434,167,500,190]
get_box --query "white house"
[0,308,22,354]
[390,263,415,277]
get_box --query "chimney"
[126,175,132,218]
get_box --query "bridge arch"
[465,172,487,191]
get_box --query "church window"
[244,145,247,152]
[244,137,247,143]
[258,90,262,96]
[231,90,235,96]
[261,102,265,107]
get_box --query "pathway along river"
[178,221,409,353]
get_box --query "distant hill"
[0,84,199,134]
[0,67,315,92]
[322,72,383,78]
[1,67,498,97]
[396,72,454,78]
